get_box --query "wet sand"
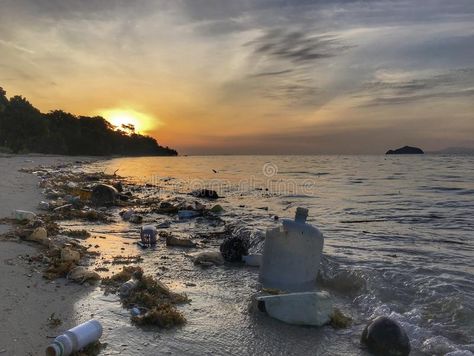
[0,154,97,355]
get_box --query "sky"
[0,0,473,154]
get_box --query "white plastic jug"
[46,319,103,356]
[259,208,324,291]
[256,291,333,326]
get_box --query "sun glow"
[99,108,159,134]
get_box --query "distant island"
[386,146,424,155]
[0,87,177,156]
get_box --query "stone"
[361,316,411,356]
[129,214,143,224]
[166,235,196,248]
[210,204,224,213]
[193,251,225,266]
[67,266,100,283]
[91,184,118,206]
[386,146,424,154]
[220,235,249,262]
[61,247,81,263]
[27,227,48,244]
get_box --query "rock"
[330,308,352,329]
[67,266,100,283]
[91,184,118,206]
[27,227,48,244]
[61,247,81,263]
[166,235,197,248]
[361,316,411,356]
[257,291,333,326]
[129,214,143,224]
[191,189,219,199]
[210,204,224,213]
[193,251,225,266]
[120,209,134,221]
[386,146,424,154]
[220,235,249,262]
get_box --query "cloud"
[359,68,474,106]
[247,29,352,64]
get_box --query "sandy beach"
[0,155,97,355]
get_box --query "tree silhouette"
[0,87,177,156]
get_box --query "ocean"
[71,155,474,355]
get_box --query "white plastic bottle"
[259,207,324,291]
[46,319,103,356]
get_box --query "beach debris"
[361,316,411,356]
[191,189,219,199]
[166,235,197,248]
[67,266,100,284]
[111,255,143,265]
[64,229,90,239]
[156,201,179,214]
[27,227,48,245]
[61,247,81,263]
[330,308,352,329]
[91,184,118,206]
[128,214,143,224]
[140,225,157,247]
[113,181,123,192]
[120,209,135,221]
[102,266,188,328]
[120,278,140,298]
[242,254,262,267]
[132,304,186,328]
[192,251,225,267]
[12,209,36,221]
[220,234,249,262]
[209,204,224,213]
[38,201,50,211]
[260,208,324,291]
[256,291,333,327]
[178,210,200,220]
[46,319,103,356]
[47,312,62,328]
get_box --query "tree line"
[0,87,177,156]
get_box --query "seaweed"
[330,308,352,329]
[65,229,91,239]
[131,304,186,328]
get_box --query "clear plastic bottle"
[119,278,138,297]
[46,319,103,356]
[259,208,324,291]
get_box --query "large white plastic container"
[46,319,103,356]
[259,208,324,291]
[257,291,333,326]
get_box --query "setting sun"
[99,109,158,134]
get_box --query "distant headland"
[0,87,177,156]
[386,146,424,155]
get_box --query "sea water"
[70,155,474,355]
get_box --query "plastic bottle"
[45,319,103,356]
[259,207,324,291]
[119,278,139,297]
[256,291,333,326]
[140,225,157,246]
[242,254,262,267]
[12,209,37,221]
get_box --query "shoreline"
[0,154,101,355]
